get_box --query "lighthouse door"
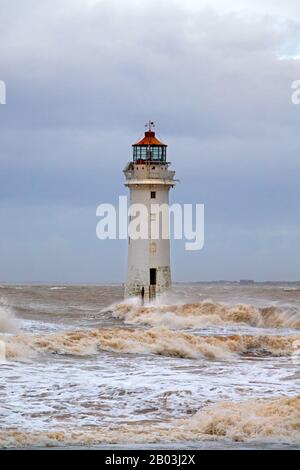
[149,268,157,301]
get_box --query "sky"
[0,0,300,283]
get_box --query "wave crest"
[2,328,299,360]
[110,300,300,329]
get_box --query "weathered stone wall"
[124,162,175,301]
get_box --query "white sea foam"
[1,395,299,447]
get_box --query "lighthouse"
[124,122,176,301]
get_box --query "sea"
[0,283,299,449]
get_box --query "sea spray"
[0,298,19,333]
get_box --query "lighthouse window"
[149,242,157,254]
[151,191,156,199]
[133,145,166,162]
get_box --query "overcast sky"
[0,0,300,283]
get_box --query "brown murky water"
[0,283,299,449]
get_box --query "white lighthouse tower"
[124,122,176,301]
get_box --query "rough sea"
[0,283,299,449]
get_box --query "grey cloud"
[0,0,300,281]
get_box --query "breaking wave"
[110,300,300,329]
[2,327,299,360]
[1,395,299,447]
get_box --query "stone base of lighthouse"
[125,265,171,302]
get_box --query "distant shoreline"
[1,280,300,287]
